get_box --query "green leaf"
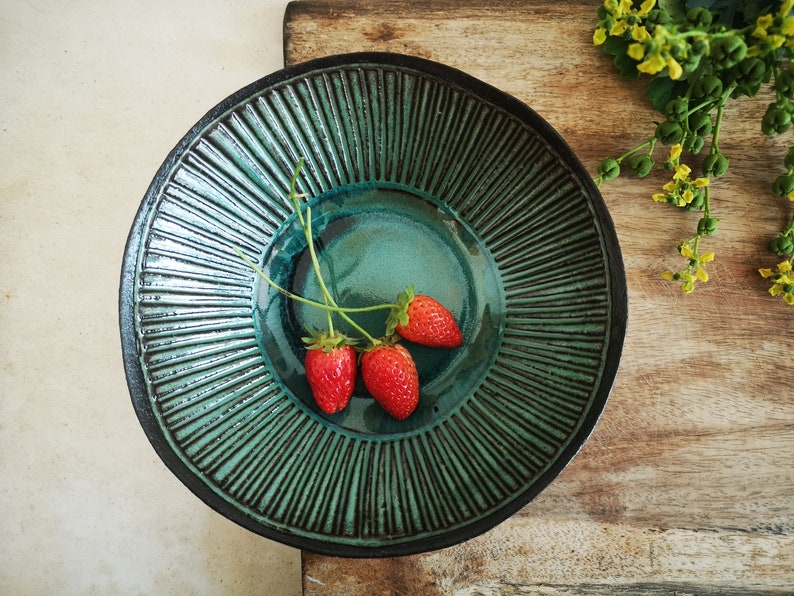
[384,286,413,337]
[658,0,689,22]
[614,51,641,79]
[646,76,676,111]
[646,76,690,112]
[602,36,640,79]
[602,35,629,57]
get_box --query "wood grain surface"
[284,1,794,593]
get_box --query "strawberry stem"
[235,159,427,350]
[288,161,381,346]
[234,246,396,319]
[305,206,335,335]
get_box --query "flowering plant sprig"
[593,0,794,304]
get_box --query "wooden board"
[284,1,794,593]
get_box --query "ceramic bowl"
[120,52,627,557]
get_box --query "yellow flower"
[783,17,794,37]
[753,14,774,39]
[615,0,633,16]
[782,0,794,15]
[632,25,651,42]
[610,20,629,36]
[628,43,646,60]
[668,144,683,162]
[759,260,794,304]
[757,14,775,32]
[673,164,692,181]
[666,57,683,80]
[638,0,656,16]
[682,188,694,204]
[767,34,787,49]
[662,242,714,294]
[637,51,667,74]
[693,177,710,188]
[594,27,607,45]
[652,193,668,202]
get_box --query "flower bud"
[697,217,719,236]
[771,234,794,256]
[785,146,794,170]
[693,75,723,99]
[762,103,792,136]
[598,158,621,181]
[733,57,767,88]
[655,120,685,145]
[689,112,713,137]
[773,173,794,197]
[684,133,705,154]
[663,98,688,120]
[628,153,654,178]
[710,35,747,69]
[687,7,712,27]
[687,191,705,210]
[776,66,794,97]
[702,152,729,177]
[645,8,672,27]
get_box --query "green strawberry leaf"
[302,327,358,352]
[384,285,414,337]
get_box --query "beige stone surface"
[1,1,301,593]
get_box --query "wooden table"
[283,2,794,593]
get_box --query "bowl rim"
[119,51,628,557]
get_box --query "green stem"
[305,207,335,335]
[233,246,330,309]
[288,169,382,345]
[289,158,308,229]
[287,158,345,337]
[615,139,653,164]
[305,207,337,309]
[337,312,381,346]
[684,64,704,103]
[234,246,395,314]
[710,86,733,154]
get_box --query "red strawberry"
[360,343,420,420]
[303,332,357,415]
[387,286,463,348]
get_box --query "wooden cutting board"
[284,1,794,593]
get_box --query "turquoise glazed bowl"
[120,52,627,557]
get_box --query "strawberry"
[360,343,420,420]
[303,331,357,415]
[387,286,463,348]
